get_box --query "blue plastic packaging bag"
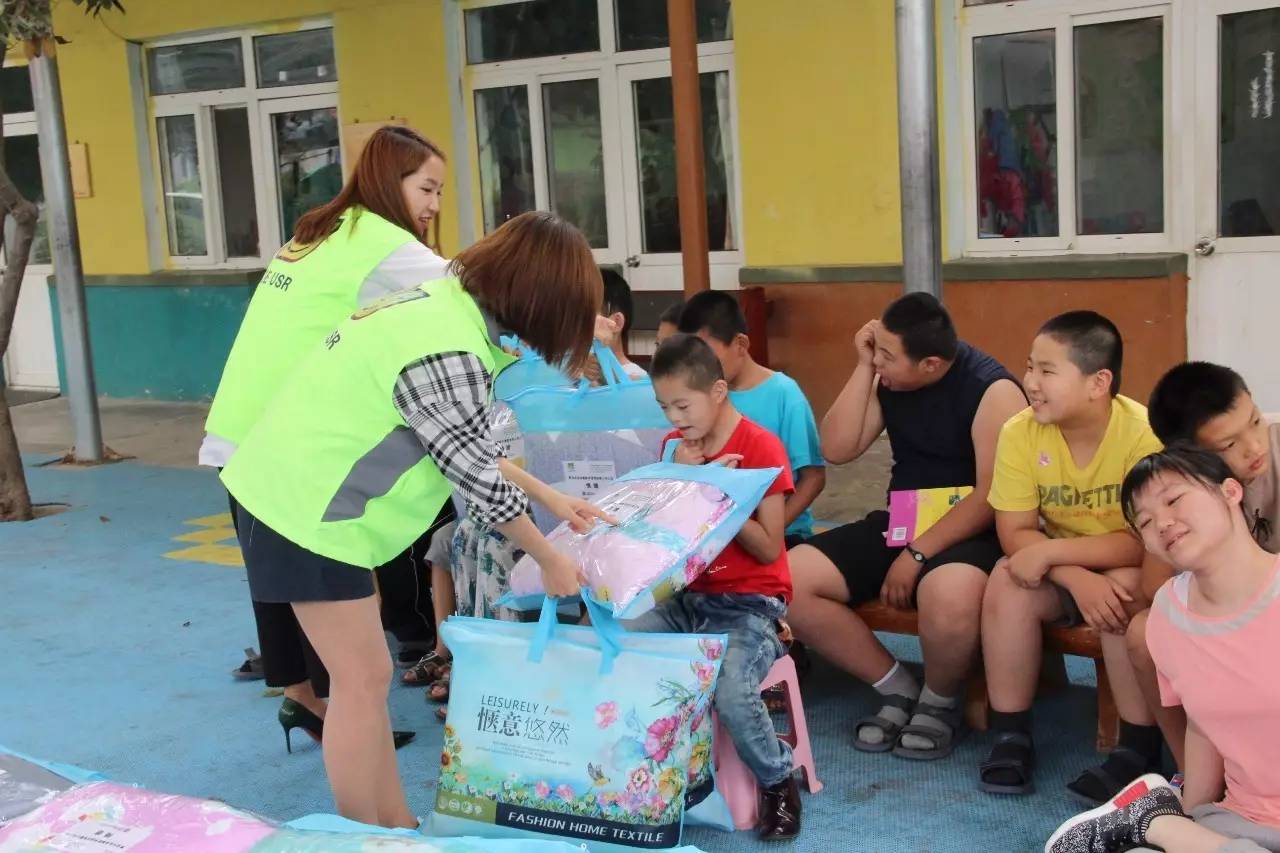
[501,461,781,620]
[504,346,670,533]
[493,337,576,404]
[262,813,593,851]
[427,598,725,851]
[0,745,104,826]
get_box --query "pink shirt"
[1147,558,1280,829]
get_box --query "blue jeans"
[626,592,793,788]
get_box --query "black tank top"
[876,342,1019,492]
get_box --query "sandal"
[402,651,450,686]
[426,670,451,703]
[853,693,916,754]
[434,706,448,722]
[396,642,434,668]
[892,699,966,761]
[1066,747,1152,806]
[762,685,787,714]
[979,731,1036,795]
[232,647,264,681]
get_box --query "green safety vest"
[221,277,516,569]
[205,207,417,447]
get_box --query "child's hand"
[1063,570,1133,634]
[546,492,619,533]
[709,454,743,469]
[540,549,585,598]
[880,550,922,610]
[673,439,706,466]
[1008,545,1052,589]
[594,314,620,345]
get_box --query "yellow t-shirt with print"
[988,395,1163,539]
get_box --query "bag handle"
[528,593,625,674]
[591,340,630,387]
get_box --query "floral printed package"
[427,599,726,850]
[502,462,782,619]
[0,781,275,851]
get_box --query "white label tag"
[46,821,152,851]
[560,460,616,499]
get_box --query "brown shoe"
[757,774,802,841]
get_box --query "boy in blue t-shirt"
[677,291,825,547]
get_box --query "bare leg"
[981,562,1064,712]
[431,562,454,657]
[916,563,988,696]
[1100,568,1155,725]
[293,597,415,828]
[787,544,895,683]
[1127,609,1187,770]
[1146,814,1254,853]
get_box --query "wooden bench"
[852,601,1118,751]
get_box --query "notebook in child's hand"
[885,486,973,546]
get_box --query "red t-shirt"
[662,416,795,601]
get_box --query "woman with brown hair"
[203,126,453,749]
[220,211,606,828]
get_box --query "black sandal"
[1066,747,1151,805]
[979,731,1036,795]
[853,693,916,754]
[402,651,450,686]
[231,647,264,681]
[892,699,966,761]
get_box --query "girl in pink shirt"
[1046,446,1280,853]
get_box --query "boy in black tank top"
[787,294,1026,760]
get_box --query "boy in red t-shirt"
[625,333,801,841]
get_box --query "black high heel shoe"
[278,698,416,753]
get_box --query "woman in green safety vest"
[202,126,451,751]
[221,210,605,828]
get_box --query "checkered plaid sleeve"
[393,351,529,525]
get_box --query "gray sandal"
[853,693,916,753]
[892,699,966,761]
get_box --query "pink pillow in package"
[505,477,735,618]
[0,781,275,852]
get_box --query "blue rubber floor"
[1,458,1105,852]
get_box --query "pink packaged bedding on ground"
[0,781,275,852]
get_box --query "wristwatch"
[904,544,927,564]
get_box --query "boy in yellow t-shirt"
[978,311,1163,802]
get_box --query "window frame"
[959,0,1173,256]
[460,0,740,281]
[144,22,340,269]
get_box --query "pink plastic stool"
[713,653,822,830]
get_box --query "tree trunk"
[0,119,41,522]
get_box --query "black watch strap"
[905,544,926,563]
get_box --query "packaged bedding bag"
[426,598,726,850]
[501,461,781,620]
[0,747,103,827]
[0,781,275,851]
[503,345,670,533]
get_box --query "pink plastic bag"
[0,781,275,851]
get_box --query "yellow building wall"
[46,0,458,275]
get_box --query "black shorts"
[237,504,375,604]
[801,510,1005,607]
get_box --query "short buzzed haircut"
[1148,362,1250,445]
[649,333,725,392]
[880,292,959,361]
[1039,310,1124,396]
[677,291,747,344]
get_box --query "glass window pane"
[543,79,608,248]
[157,114,207,256]
[147,39,245,95]
[254,29,337,89]
[465,0,598,64]
[474,86,535,234]
[0,65,34,114]
[3,135,49,264]
[214,107,259,257]
[974,30,1058,239]
[616,0,732,52]
[269,107,341,241]
[632,71,735,253]
[1075,18,1163,235]
[1219,8,1280,238]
